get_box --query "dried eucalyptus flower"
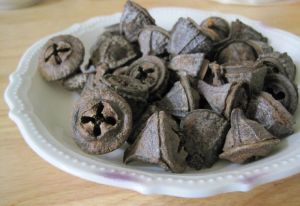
[181,109,229,169]
[219,108,280,164]
[247,92,294,137]
[263,73,298,114]
[197,80,249,118]
[169,53,206,78]
[138,25,170,56]
[258,51,296,81]
[124,111,187,173]
[120,0,155,42]
[72,87,132,154]
[157,74,200,118]
[168,17,213,55]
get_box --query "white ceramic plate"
[5,7,300,198]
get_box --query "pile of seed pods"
[38,1,298,173]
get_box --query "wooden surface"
[1,0,300,205]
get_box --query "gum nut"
[169,53,205,78]
[127,56,169,100]
[257,51,296,81]
[264,73,298,114]
[197,80,249,118]
[230,19,268,42]
[200,16,230,41]
[247,92,295,138]
[219,108,280,164]
[39,35,84,81]
[157,75,200,118]
[181,109,229,169]
[138,25,170,56]
[88,32,138,70]
[222,62,268,93]
[62,72,88,91]
[120,0,155,42]
[167,17,213,55]
[124,111,187,173]
[72,87,132,154]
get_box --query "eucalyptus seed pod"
[168,53,206,79]
[197,80,249,119]
[221,62,268,93]
[181,109,229,169]
[124,111,187,173]
[263,73,298,114]
[62,72,88,91]
[138,25,170,56]
[157,74,200,118]
[247,92,294,138]
[168,17,213,55]
[200,16,230,42]
[257,51,296,81]
[230,19,268,42]
[219,108,280,164]
[85,32,139,73]
[120,0,155,42]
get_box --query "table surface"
[1,0,300,205]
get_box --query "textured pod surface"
[263,73,298,114]
[120,0,155,42]
[220,108,280,164]
[62,72,88,91]
[168,17,213,55]
[222,62,268,93]
[157,75,200,118]
[247,92,294,138]
[169,53,205,78]
[198,80,249,118]
[124,111,187,173]
[181,109,229,169]
[230,19,268,42]
[200,16,230,42]
[127,55,169,100]
[39,35,84,81]
[138,25,169,56]
[72,87,132,154]
[258,51,296,81]
[88,33,138,70]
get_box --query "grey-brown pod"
[181,109,229,170]
[215,39,272,65]
[120,0,155,42]
[138,25,170,56]
[200,16,230,42]
[39,35,84,81]
[157,74,200,118]
[221,62,268,93]
[62,72,88,91]
[230,19,268,42]
[168,17,213,55]
[127,56,169,100]
[247,91,294,138]
[198,80,249,119]
[263,73,298,114]
[169,53,206,78]
[86,32,138,72]
[72,87,132,154]
[257,51,296,81]
[219,108,280,164]
[104,23,121,34]
[124,111,187,173]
